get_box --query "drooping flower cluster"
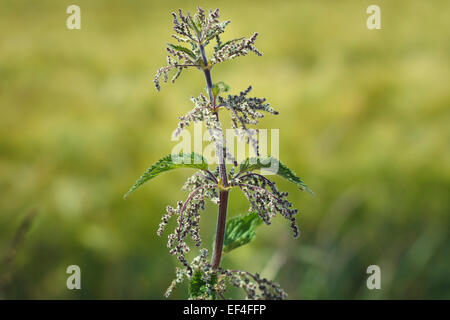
[157,173,218,275]
[182,171,219,204]
[165,249,287,300]
[232,172,300,238]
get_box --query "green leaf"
[212,81,230,97]
[239,157,314,195]
[189,270,217,299]
[189,270,206,298]
[216,81,230,93]
[223,212,263,254]
[124,153,208,199]
[166,43,197,60]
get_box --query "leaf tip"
[303,186,314,196]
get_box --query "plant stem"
[199,43,229,269]
[212,190,229,268]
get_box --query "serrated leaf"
[239,157,314,195]
[167,43,197,60]
[189,270,207,298]
[223,212,263,254]
[124,153,208,199]
[189,270,217,299]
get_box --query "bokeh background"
[1,0,449,299]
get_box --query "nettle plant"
[125,7,312,300]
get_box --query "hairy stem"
[199,43,229,269]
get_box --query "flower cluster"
[172,8,230,46]
[153,6,262,91]
[182,171,219,204]
[153,43,199,91]
[153,7,231,91]
[165,249,287,300]
[218,86,279,156]
[173,94,223,146]
[157,177,218,275]
[173,94,236,165]
[232,172,300,238]
[172,94,210,138]
[211,32,262,66]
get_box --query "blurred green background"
[1,0,449,299]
